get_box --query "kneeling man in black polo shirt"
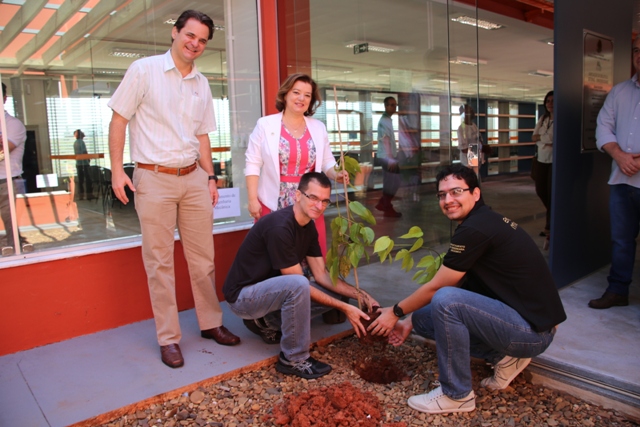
[370,164,566,415]
[223,172,378,379]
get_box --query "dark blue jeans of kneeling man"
[411,287,556,399]
[607,184,640,296]
[227,275,338,363]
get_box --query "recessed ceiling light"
[510,87,531,91]
[109,49,147,59]
[528,70,554,77]
[449,56,487,66]
[431,78,458,84]
[451,15,504,30]
[344,41,398,53]
[478,83,497,88]
[315,64,353,73]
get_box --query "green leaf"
[326,247,337,269]
[408,238,424,253]
[374,237,394,263]
[413,272,430,285]
[373,236,392,254]
[349,201,376,225]
[416,255,435,269]
[401,252,414,272]
[361,227,375,245]
[395,249,409,262]
[399,226,424,239]
[329,257,339,285]
[349,243,365,268]
[343,156,361,174]
[349,223,362,244]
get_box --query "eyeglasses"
[300,190,331,207]
[436,187,470,200]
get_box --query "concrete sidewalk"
[1,243,639,425]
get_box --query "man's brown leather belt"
[137,162,198,176]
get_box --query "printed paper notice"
[213,187,240,219]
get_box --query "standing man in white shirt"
[108,10,240,369]
[0,82,32,255]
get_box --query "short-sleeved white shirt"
[108,50,217,168]
[0,111,27,179]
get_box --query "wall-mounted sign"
[582,30,614,152]
[353,43,369,55]
[213,187,240,219]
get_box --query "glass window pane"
[0,1,261,258]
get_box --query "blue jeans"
[227,275,337,362]
[412,287,556,399]
[607,184,640,296]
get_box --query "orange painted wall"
[0,230,247,356]
[259,0,280,115]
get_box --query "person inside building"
[457,104,483,177]
[374,96,402,217]
[73,129,93,200]
[589,36,640,310]
[368,164,566,415]
[224,172,378,379]
[107,10,240,369]
[531,90,554,250]
[0,82,32,255]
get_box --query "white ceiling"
[1,0,555,102]
[306,0,554,102]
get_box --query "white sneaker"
[407,386,476,414]
[481,356,531,390]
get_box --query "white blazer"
[244,112,337,211]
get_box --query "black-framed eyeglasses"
[300,191,331,207]
[436,187,470,200]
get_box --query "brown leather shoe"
[588,291,629,309]
[201,325,241,346]
[160,343,184,368]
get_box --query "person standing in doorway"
[589,37,640,309]
[108,10,240,369]
[375,96,402,217]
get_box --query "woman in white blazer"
[245,73,347,255]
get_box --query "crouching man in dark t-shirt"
[369,164,566,415]
[223,172,378,379]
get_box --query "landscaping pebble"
[99,335,638,427]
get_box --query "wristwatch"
[208,175,218,183]
[393,303,405,318]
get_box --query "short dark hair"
[75,129,85,139]
[275,74,321,116]
[1,83,6,98]
[436,164,480,192]
[173,10,214,41]
[383,96,396,106]
[298,172,331,193]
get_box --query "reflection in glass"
[0,1,261,258]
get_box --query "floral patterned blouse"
[277,123,316,209]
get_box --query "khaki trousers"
[133,166,223,346]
